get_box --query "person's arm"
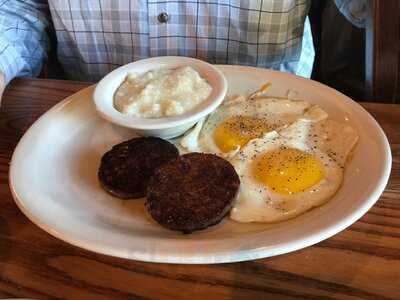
[335,0,367,28]
[0,0,49,85]
[0,72,4,106]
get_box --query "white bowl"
[93,56,227,139]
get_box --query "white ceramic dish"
[9,66,391,264]
[93,56,227,139]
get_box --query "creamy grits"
[114,66,212,118]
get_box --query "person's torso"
[48,0,311,81]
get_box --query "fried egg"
[230,108,358,223]
[180,96,311,157]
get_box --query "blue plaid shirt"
[0,0,365,84]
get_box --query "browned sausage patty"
[146,153,240,233]
[98,137,179,199]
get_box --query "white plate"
[9,66,391,264]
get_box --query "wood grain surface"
[365,0,400,102]
[0,78,399,300]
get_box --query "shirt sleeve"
[0,0,49,84]
[334,0,367,28]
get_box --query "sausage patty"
[98,137,179,199]
[146,153,240,233]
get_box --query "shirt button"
[157,12,169,23]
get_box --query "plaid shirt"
[0,1,364,84]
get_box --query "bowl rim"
[93,56,228,130]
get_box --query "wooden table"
[0,78,399,300]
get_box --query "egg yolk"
[213,116,271,153]
[253,148,323,195]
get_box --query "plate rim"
[9,66,392,264]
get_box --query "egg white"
[279,116,358,167]
[230,133,343,223]
[180,96,312,157]
[230,110,358,223]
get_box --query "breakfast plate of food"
[9,58,391,263]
